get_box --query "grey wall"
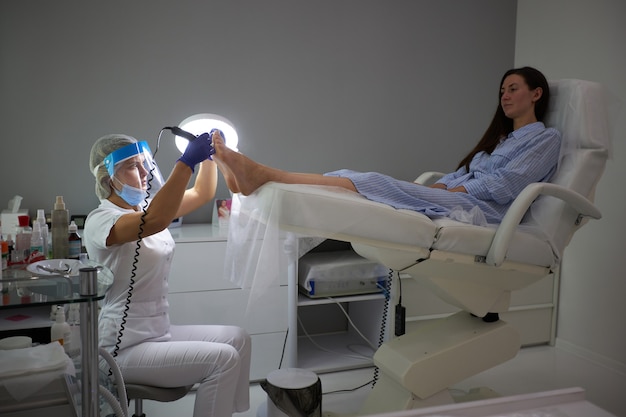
[516,1,626,413]
[0,0,516,224]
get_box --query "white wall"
[3,0,622,373]
[516,0,626,375]
[0,0,516,224]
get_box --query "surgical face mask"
[112,176,148,207]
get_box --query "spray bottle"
[1,227,8,270]
[36,209,49,259]
[13,215,31,265]
[52,196,69,259]
[29,221,46,263]
[51,305,71,353]
[68,221,81,260]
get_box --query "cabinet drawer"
[510,274,554,306]
[501,307,554,346]
[169,241,236,292]
[168,286,288,334]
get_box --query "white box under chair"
[298,250,389,298]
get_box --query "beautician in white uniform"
[85,132,250,417]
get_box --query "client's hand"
[177,132,215,172]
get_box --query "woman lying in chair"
[213,66,561,225]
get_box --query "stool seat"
[125,384,193,417]
[126,384,192,402]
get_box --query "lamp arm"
[486,182,602,267]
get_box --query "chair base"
[359,311,520,414]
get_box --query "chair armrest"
[414,171,446,185]
[486,182,602,267]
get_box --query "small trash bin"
[259,368,321,417]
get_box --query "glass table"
[1,260,113,417]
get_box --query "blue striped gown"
[325,122,561,224]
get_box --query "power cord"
[326,298,378,351]
[372,269,392,387]
[110,196,148,363]
[110,143,159,363]
[278,327,288,369]
[323,378,374,395]
[297,314,374,361]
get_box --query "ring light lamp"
[175,113,239,153]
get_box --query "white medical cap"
[90,134,137,199]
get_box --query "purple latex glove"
[177,132,214,172]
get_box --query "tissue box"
[1,210,28,236]
[298,250,388,298]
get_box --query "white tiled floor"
[141,345,626,417]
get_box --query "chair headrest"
[546,79,611,153]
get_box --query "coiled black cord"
[372,268,393,387]
[110,161,155,363]
[110,127,190,364]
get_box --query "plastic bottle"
[29,221,46,263]
[50,304,59,320]
[1,231,8,303]
[14,215,32,264]
[52,196,69,259]
[36,209,49,259]
[68,302,80,325]
[1,228,8,270]
[68,221,81,260]
[5,234,14,267]
[67,302,81,356]
[51,305,71,353]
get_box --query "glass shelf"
[1,260,113,310]
[0,260,112,417]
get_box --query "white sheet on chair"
[224,181,557,318]
[224,183,438,319]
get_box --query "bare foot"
[210,131,240,193]
[212,133,357,195]
[212,134,268,196]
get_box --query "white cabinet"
[168,225,288,381]
[168,225,388,380]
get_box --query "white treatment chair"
[230,79,610,414]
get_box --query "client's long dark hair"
[457,66,550,171]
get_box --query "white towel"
[0,342,68,378]
[0,342,74,401]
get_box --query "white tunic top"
[84,199,175,352]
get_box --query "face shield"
[103,141,164,205]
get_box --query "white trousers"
[115,324,251,417]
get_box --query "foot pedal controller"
[395,304,406,336]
